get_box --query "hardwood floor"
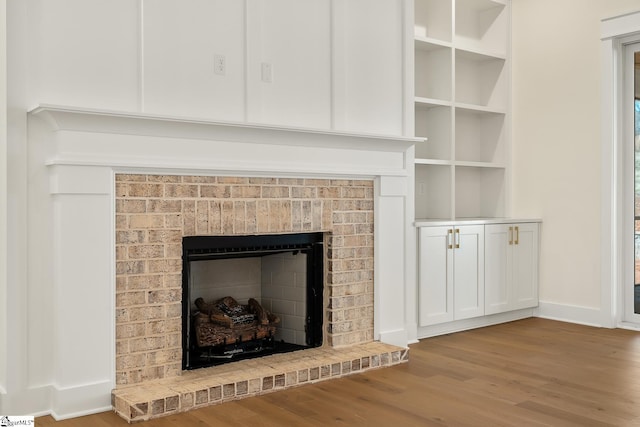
[36,318,640,426]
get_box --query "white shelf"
[415,97,452,108]
[455,0,507,54]
[455,109,505,164]
[30,104,422,151]
[455,102,506,115]
[414,0,452,43]
[454,161,505,169]
[415,158,451,166]
[415,103,451,161]
[413,0,510,220]
[415,44,452,101]
[455,49,506,109]
[415,163,452,220]
[455,45,506,62]
[456,0,506,15]
[455,166,505,218]
[415,36,452,51]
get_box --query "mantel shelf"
[29,105,423,153]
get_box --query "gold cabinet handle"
[515,226,519,245]
[455,228,460,249]
[447,228,453,249]
[509,226,513,245]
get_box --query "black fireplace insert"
[182,232,324,370]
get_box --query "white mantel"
[13,105,420,419]
[31,105,418,181]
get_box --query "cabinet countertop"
[415,218,542,227]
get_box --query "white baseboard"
[1,380,114,420]
[534,301,603,327]
[50,380,114,420]
[416,304,608,341]
[0,384,52,416]
[417,309,535,339]
[379,328,409,348]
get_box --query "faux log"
[194,315,277,348]
[193,296,281,348]
[248,298,269,325]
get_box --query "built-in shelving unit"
[413,0,539,340]
[414,0,510,220]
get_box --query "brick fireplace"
[114,174,376,385]
[26,106,418,420]
[112,174,412,421]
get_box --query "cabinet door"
[419,226,454,326]
[485,223,540,315]
[453,225,484,320]
[485,224,511,315]
[511,223,539,310]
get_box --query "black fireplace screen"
[182,232,324,370]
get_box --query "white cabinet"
[417,220,539,336]
[485,223,539,315]
[413,0,510,220]
[419,225,484,326]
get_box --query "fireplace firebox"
[182,232,324,370]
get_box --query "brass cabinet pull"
[515,226,519,245]
[447,228,453,249]
[508,226,513,245]
[455,228,460,249]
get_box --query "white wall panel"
[34,0,139,111]
[375,182,407,346]
[143,0,246,121]
[333,0,404,135]
[53,193,113,388]
[246,0,331,128]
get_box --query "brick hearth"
[112,342,407,422]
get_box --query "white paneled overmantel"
[33,0,408,136]
[22,105,421,419]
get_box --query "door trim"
[601,11,640,328]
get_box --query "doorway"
[601,10,640,329]
[624,42,640,324]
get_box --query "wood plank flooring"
[35,318,640,426]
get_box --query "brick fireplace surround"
[112,174,407,421]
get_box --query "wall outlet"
[214,54,226,75]
[261,62,273,83]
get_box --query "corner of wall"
[535,301,604,328]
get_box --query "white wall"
[511,0,640,323]
[1,0,34,417]
[0,0,7,397]
[2,0,411,418]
